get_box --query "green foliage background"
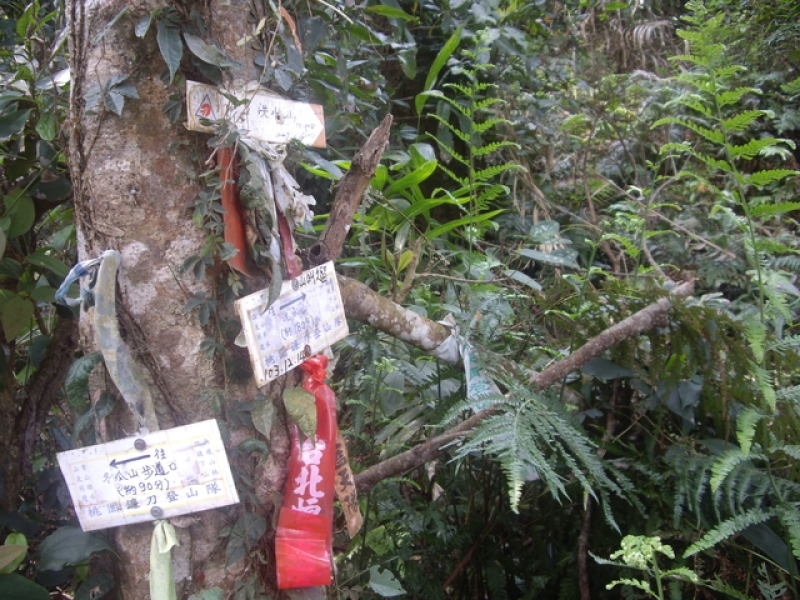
[1,0,799,598]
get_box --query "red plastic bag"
[275,355,337,589]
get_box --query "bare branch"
[353,279,695,493]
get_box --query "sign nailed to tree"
[57,420,239,531]
[236,261,349,386]
[185,80,326,148]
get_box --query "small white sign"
[185,80,326,148]
[236,261,349,386]
[57,420,239,531]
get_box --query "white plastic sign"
[236,261,349,386]
[57,420,239,531]
[185,80,326,148]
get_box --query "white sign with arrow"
[57,420,239,531]
[185,80,326,148]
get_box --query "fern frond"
[749,360,776,411]
[743,315,766,362]
[749,201,800,218]
[776,385,800,403]
[428,113,472,145]
[779,445,800,460]
[717,89,761,109]
[471,140,519,156]
[746,169,799,187]
[652,116,724,144]
[727,138,781,160]
[436,161,469,187]
[684,507,776,557]
[736,408,766,456]
[710,448,747,492]
[473,97,504,112]
[776,506,800,561]
[721,110,766,132]
[472,163,522,183]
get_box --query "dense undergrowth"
[0,0,799,598]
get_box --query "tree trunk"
[68,1,289,597]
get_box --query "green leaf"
[365,5,417,20]
[251,395,276,439]
[283,387,317,440]
[26,250,70,277]
[503,269,542,291]
[65,352,103,408]
[0,573,50,600]
[184,33,229,67]
[225,513,266,567]
[721,110,765,132]
[0,545,26,574]
[38,526,112,571]
[0,229,6,261]
[749,201,800,218]
[188,587,224,600]
[368,566,406,597]
[2,295,33,342]
[416,26,461,114]
[396,249,414,272]
[384,160,437,197]
[92,7,128,44]
[135,13,153,38]
[3,190,36,237]
[518,247,579,269]
[581,358,634,380]
[746,169,798,187]
[157,22,183,84]
[0,110,31,142]
[104,90,126,116]
[35,112,57,141]
[74,572,115,600]
[427,209,504,239]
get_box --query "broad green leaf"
[225,512,266,567]
[74,572,115,600]
[283,387,317,440]
[427,209,504,239]
[384,160,437,196]
[104,90,125,116]
[368,566,406,597]
[35,112,57,141]
[92,7,128,44]
[396,249,414,272]
[4,191,35,237]
[0,573,50,600]
[135,13,153,38]
[188,587,224,600]
[365,5,417,20]
[251,395,276,438]
[416,26,461,114]
[38,526,112,571]
[65,352,103,408]
[504,269,542,291]
[518,247,579,269]
[2,295,33,342]
[157,22,183,84]
[184,33,228,67]
[0,545,26,574]
[26,250,70,277]
[581,358,634,380]
[0,109,31,142]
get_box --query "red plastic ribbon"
[275,355,337,589]
[217,147,253,276]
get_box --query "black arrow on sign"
[110,454,150,468]
[280,292,306,310]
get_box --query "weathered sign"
[57,420,239,531]
[185,80,326,148]
[236,261,349,386]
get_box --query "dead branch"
[305,115,393,267]
[352,279,695,493]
